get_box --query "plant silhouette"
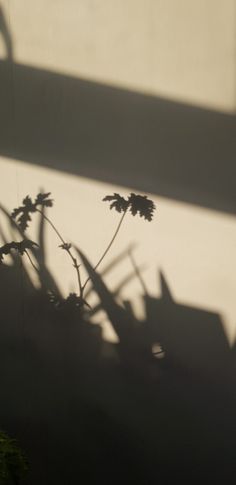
[11,191,156,304]
[0,193,235,484]
[0,240,38,265]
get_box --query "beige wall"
[0,1,235,344]
[1,157,235,345]
[2,0,236,112]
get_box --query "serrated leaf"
[11,192,53,231]
[103,193,129,213]
[128,193,156,221]
[0,239,38,263]
[103,192,156,220]
[35,192,53,208]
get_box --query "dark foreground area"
[1,249,236,484]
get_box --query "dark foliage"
[1,194,235,484]
[128,193,156,220]
[49,291,90,312]
[0,240,38,264]
[11,193,53,231]
[103,192,156,220]
[103,193,129,213]
[0,431,28,484]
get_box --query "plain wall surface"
[2,0,235,112]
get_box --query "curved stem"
[36,209,82,295]
[82,210,127,291]
[24,249,39,273]
[37,210,65,245]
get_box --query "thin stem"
[36,209,83,296]
[82,210,127,291]
[37,210,65,245]
[24,249,39,273]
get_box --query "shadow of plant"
[0,194,235,484]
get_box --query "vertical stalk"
[82,210,127,291]
[36,209,83,296]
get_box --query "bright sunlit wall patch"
[1,0,236,113]
[0,156,235,345]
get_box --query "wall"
[0,0,235,344]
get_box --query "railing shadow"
[0,56,236,214]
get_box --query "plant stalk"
[37,209,83,296]
[82,209,127,291]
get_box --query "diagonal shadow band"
[0,59,236,215]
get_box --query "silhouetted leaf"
[0,239,39,263]
[11,196,35,231]
[128,193,156,221]
[103,193,129,213]
[103,192,156,220]
[34,192,53,208]
[11,192,53,231]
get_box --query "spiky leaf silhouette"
[0,240,39,264]
[128,193,156,221]
[34,192,53,208]
[11,192,53,231]
[103,192,156,221]
[103,193,129,213]
[11,196,35,231]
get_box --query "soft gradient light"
[0,156,235,344]
[2,0,236,112]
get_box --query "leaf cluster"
[0,240,39,264]
[0,431,28,483]
[49,292,90,312]
[11,193,53,231]
[103,193,156,221]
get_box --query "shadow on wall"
[0,6,13,60]
[0,207,236,483]
[1,11,236,483]
[0,8,235,214]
